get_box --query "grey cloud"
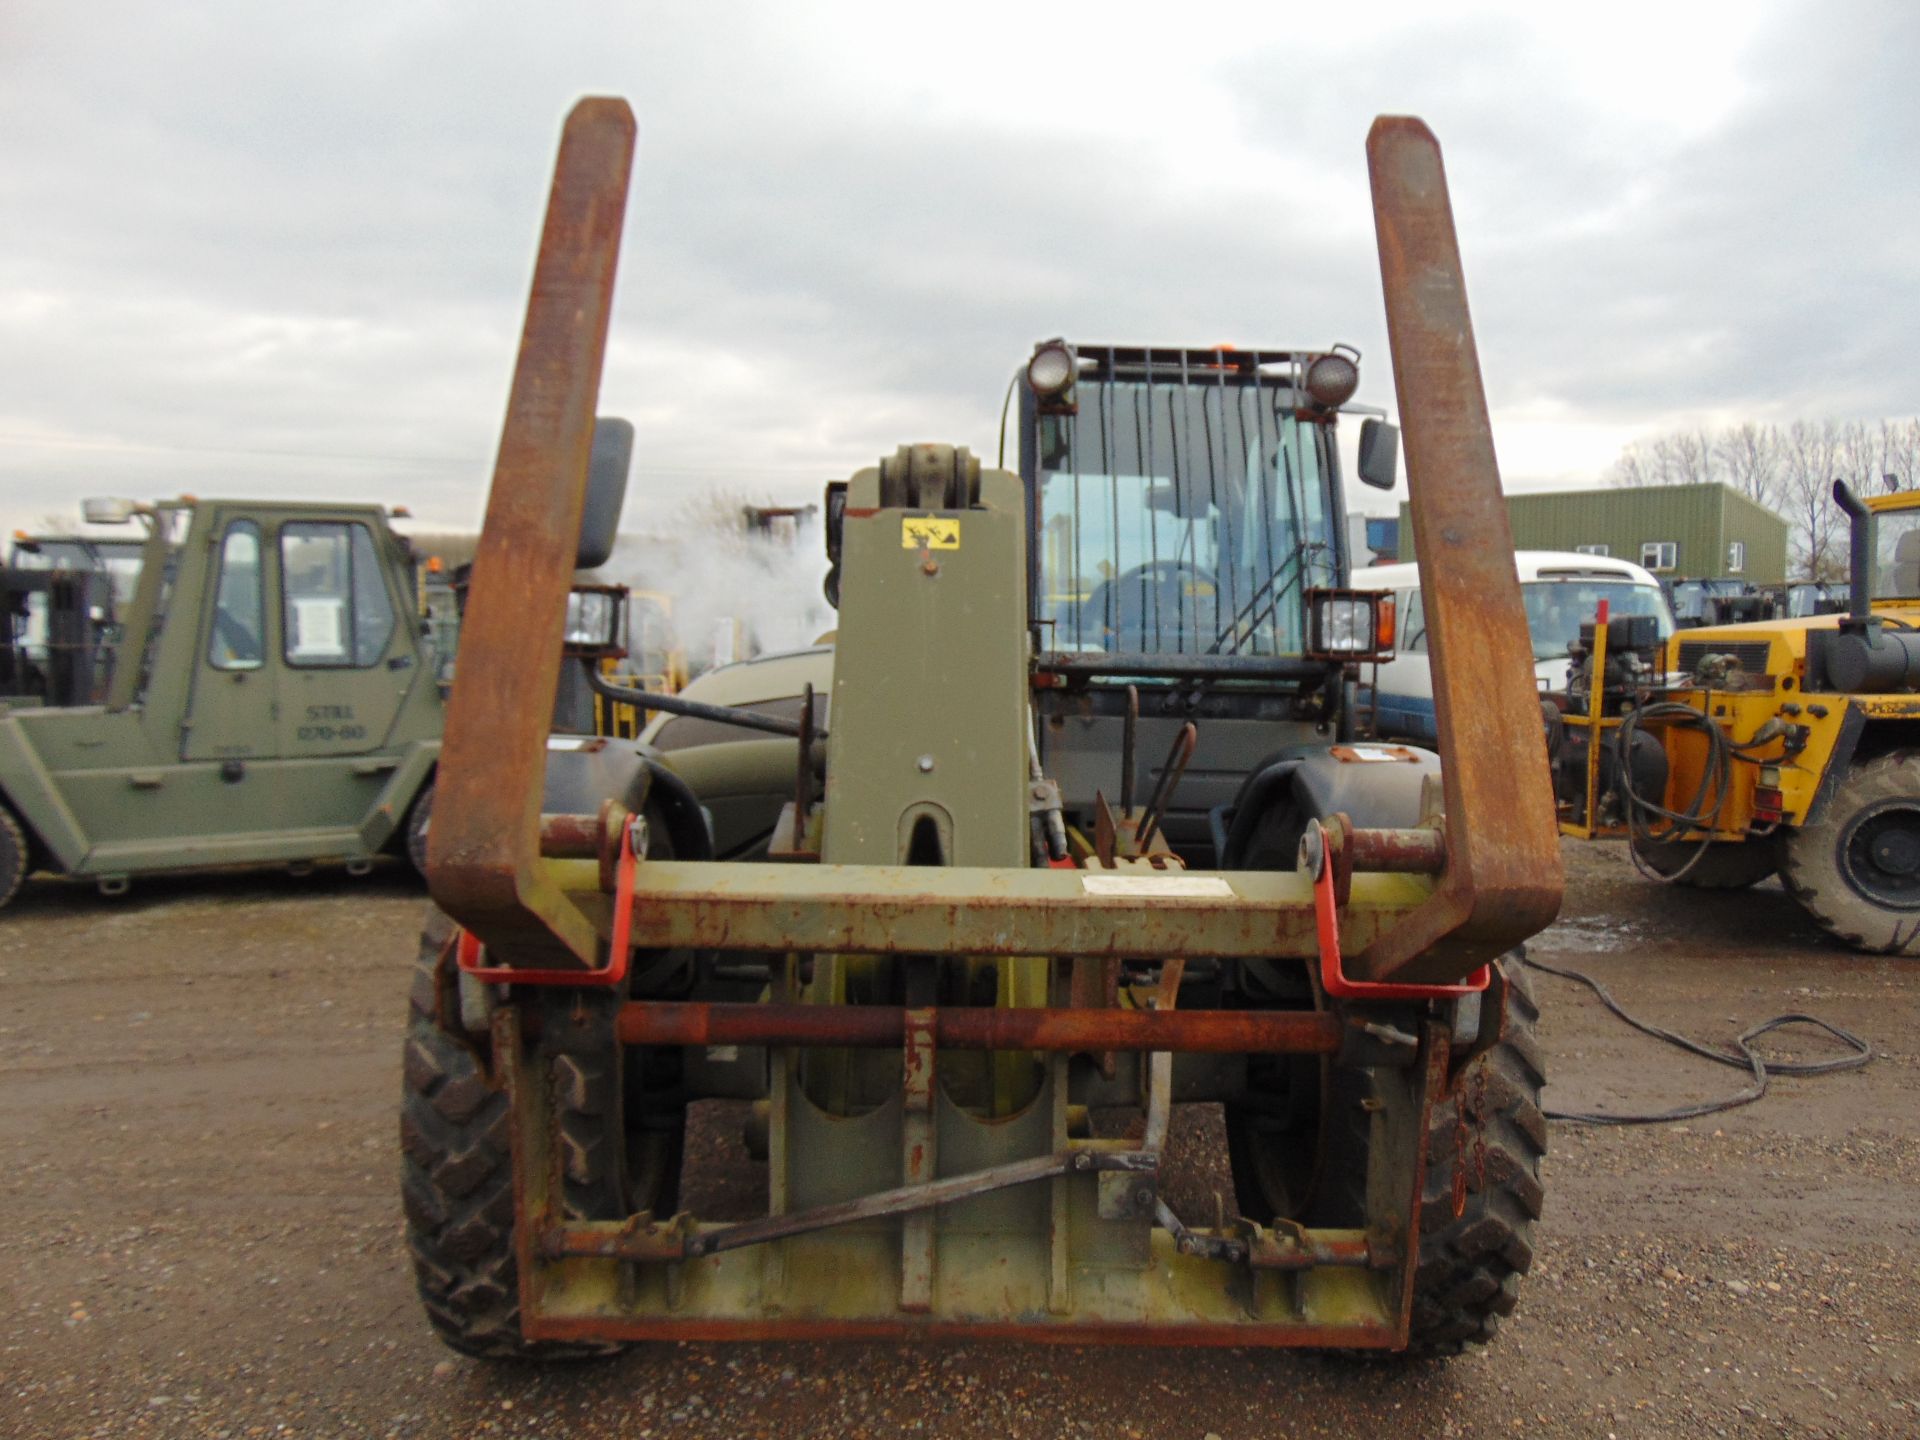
[1,1,1914,536]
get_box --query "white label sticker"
[1339,745,1405,762]
[1080,874,1235,899]
[290,597,345,658]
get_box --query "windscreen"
[1873,509,1920,598]
[1522,581,1673,661]
[1034,375,1335,658]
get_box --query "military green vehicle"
[404,99,1561,1362]
[0,422,632,907]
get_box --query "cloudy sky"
[0,0,1913,537]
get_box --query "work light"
[564,590,619,648]
[1026,340,1078,413]
[1305,347,1361,409]
[1306,588,1391,660]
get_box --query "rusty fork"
[427,97,635,967]
[1354,117,1563,984]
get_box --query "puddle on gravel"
[1533,915,1648,953]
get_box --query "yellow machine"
[593,589,688,738]
[1556,481,1920,953]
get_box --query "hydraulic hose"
[586,667,820,740]
[1615,698,1778,883]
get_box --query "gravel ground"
[1,842,1915,1439]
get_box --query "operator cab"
[1867,490,1920,600]
[1019,343,1394,674]
[1014,342,1404,864]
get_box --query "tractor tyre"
[1632,836,1777,889]
[401,908,682,1360]
[1224,1056,1369,1226]
[0,807,27,909]
[404,783,434,877]
[1780,750,1920,954]
[1404,956,1547,1356]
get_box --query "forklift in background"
[0,420,631,908]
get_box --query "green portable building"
[1396,482,1787,584]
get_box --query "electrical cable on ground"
[1518,951,1874,1126]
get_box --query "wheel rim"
[1839,799,1920,909]
[1233,1051,1327,1220]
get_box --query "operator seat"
[1886,529,1920,597]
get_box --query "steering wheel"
[213,609,262,667]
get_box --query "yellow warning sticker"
[902,516,961,550]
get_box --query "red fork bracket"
[457,811,641,987]
[1305,819,1487,1001]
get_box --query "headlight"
[564,590,618,646]
[1317,596,1370,652]
[1304,346,1361,409]
[1026,339,1078,413]
[1307,589,1390,659]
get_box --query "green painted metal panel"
[822,466,1030,868]
[1719,488,1790,584]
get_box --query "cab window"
[1398,590,1426,653]
[208,521,265,671]
[281,522,397,667]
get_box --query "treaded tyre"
[1780,750,1920,954]
[401,907,644,1361]
[403,783,434,877]
[1405,956,1547,1356]
[1632,836,1777,889]
[0,807,27,909]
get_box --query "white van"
[1352,551,1675,742]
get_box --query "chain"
[1449,1078,1471,1217]
[1470,1065,1490,1197]
[1449,1064,1491,1218]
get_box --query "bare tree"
[1880,418,1920,493]
[1611,428,1723,489]
[1836,419,1884,498]
[1602,417,1920,580]
[1779,420,1848,581]
[1714,422,1781,509]
[1657,430,1717,487]
[1608,441,1660,488]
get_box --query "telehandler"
[404,98,1560,1358]
[1556,480,1920,954]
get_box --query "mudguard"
[1213,741,1440,872]
[540,736,712,861]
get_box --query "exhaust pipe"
[1832,479,1872,622]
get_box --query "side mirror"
[1357,418,1399,490]
[577,417,633,569]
